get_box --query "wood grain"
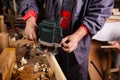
[0,48,16,80]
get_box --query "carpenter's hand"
[61,34,80,53]
[24,16,37,41]
[108,41,120,50]
[61,25,88,53]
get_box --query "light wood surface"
[0,15,5,32]
[0,15,9,53]
[0,48,16,80]
[101,45,116,48]
[89,40,112,80]
[46,54,67,80]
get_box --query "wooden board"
[0,15,9,53]
[46,54,67,80]
[0,15,5,32]
[0,48,16,80]
[88,40,112,80]
[0,33,9,53]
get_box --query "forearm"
[73,24,88,42]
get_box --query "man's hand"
[61,25,88,53]
[24,16,37,41]
[61,34,80,53]
[108,41,120,50]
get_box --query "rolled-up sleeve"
[82,0,114,36]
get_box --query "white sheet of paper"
[92,22,120,41]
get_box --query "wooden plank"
[13,0,17,16]
[0,15,9,53]
[0,33,9,53]
[89,40,112,80]
[101,45,116,48]
[0,48,16,80]
[46,54,67,80]
[110,68,120,73]
[0,15,5,32]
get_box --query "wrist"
[22,10,37,21]
[73,26,88,41]
[26,16,36,28]
[81,24,89,34]
[26,16,36,23]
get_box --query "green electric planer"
[37,20,63,52]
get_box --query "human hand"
[108,41,120,50]
[60,24,88,53]
[61,34,80,53]
[24,16,37,41]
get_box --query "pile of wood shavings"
[11,46,56,80]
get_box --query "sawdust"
[11,47,56,80]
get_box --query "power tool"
[37,20,63,54]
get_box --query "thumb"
[61,37,69,44]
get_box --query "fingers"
[25,33,36,41]
[24,26,37,41]
[24,16,37,41]
[62,40,72,48]
[108,41,120,50]
[62,45,76,53]
[62,41,77,53]
[108,41,119,46]
[61,37,68,44]
[61,36,77,53]
[61,37,70,48]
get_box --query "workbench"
[89,19,120,80]
[0,47,67,80]
[93,19,120,68]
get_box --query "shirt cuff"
[80,24,89,35]
[22,10,37,21]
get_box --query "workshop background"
[0,0,120,80]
